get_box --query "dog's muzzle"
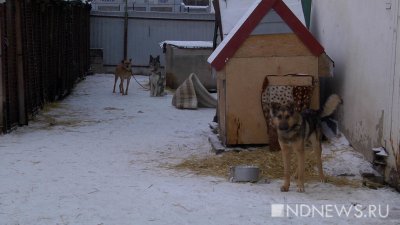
[278,122,289,131]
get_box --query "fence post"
[0,4,3,132]
[123,0,128,59]
[15,0,27,125]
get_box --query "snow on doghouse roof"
[160,41,213,49]
[208,0,325,71]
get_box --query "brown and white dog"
[113,59,132,95]
[269,94,342,192]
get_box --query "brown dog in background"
[113,59,132,95]
[269,94,342,192]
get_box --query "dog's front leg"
[293,140,305,192]
[149,75,155,96]
[125,77,131,95]
[280,142,291,192]
[120,78,125,95]
[113,74,118,93]
[150,82,155,96]
[155,82,160,96]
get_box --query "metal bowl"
[229,165,260,183]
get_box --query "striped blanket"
[172,73,217,109]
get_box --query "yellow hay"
[30,101,99,129]
[172,148,361,188]
[42,101,64,112]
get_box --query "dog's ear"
[129,58,132,62]
[156,55,160,61]
[150,55,153,61]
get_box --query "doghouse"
[161,41,216,91]
[208,0,333,146]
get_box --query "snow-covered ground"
[0,74,399,225]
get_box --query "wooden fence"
[0,0,90,133]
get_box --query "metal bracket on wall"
[386,0,392,10]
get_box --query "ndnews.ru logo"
[271,203,389,218]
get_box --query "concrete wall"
[310,0,400,187]
[90,11,214,67]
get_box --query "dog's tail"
[320,94,342,118]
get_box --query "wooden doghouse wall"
[217,68,227,144]
[222,33,319,145]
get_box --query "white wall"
[310,0,400,184]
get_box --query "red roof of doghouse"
[208,0,325,71]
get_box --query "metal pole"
[123,0,128,59]
[15,0,27,125]
[0,4,3,131]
